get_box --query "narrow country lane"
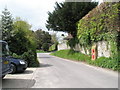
[31,53,118,88]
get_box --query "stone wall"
[58,40,111,58]
[97,41,110,58]
[74,41,111,58]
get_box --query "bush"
[12,53,22,59]
[92,57,118,71]
[12,50,39,67]
[22,50,39,67]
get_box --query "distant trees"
[34,29,52,51]
[51,33,58,45]
[34,30,59,51]
[46,2,98,37]
[50,34,58,51]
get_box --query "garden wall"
[74,41,110,58]
[58,40,111,58]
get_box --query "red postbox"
[91,45,97,60]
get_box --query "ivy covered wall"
[77,2,120,59]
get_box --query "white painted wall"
[58,41,111,58]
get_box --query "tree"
[0,19,2,40]
[34,29,52,51]
[42,43,50,51]
[51,33,58,50]
[1,8,13,40]
[46,2,98,37]
[0,9,39,67]
[9,18,36,55]
[10,18,39,67]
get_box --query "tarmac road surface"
[32,53,118,88]
[2,53,118,88]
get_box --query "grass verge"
[36,50,48,53]
[51,49,119,71]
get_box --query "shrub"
[12,50,39,67]
[12,53,22,59]
[22,50,39,67]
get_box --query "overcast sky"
[0,0,103,30]
[0,0,66,31]
[0,0,103,41]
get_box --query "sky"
[0,0,65,30]
[0,0,103,42]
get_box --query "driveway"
[2,68,36,88]
[2,53,118,88]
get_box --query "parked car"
[1,40,27,74]
[8,56,27,74]
[0,57,11,78]
[0,40,12,78]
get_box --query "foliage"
[49,43,58,51]
[42,43,50,51]
[51,34,58,43]
[36,50,47,53]
[9,18,36,55]
[34,29,52,51]
[1,8,13,41]
[46,2,98,37]
[90,57,118,71]
[77,2,119,58]
[0,21,1,40]
[1,10,39,67]
[12,50,39,67]
[12,53,22,59]
[10,19,39,67]
[67,37,79,49]
[21,50,39,67]
[49,34,58,51]
[51,49,119,71]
